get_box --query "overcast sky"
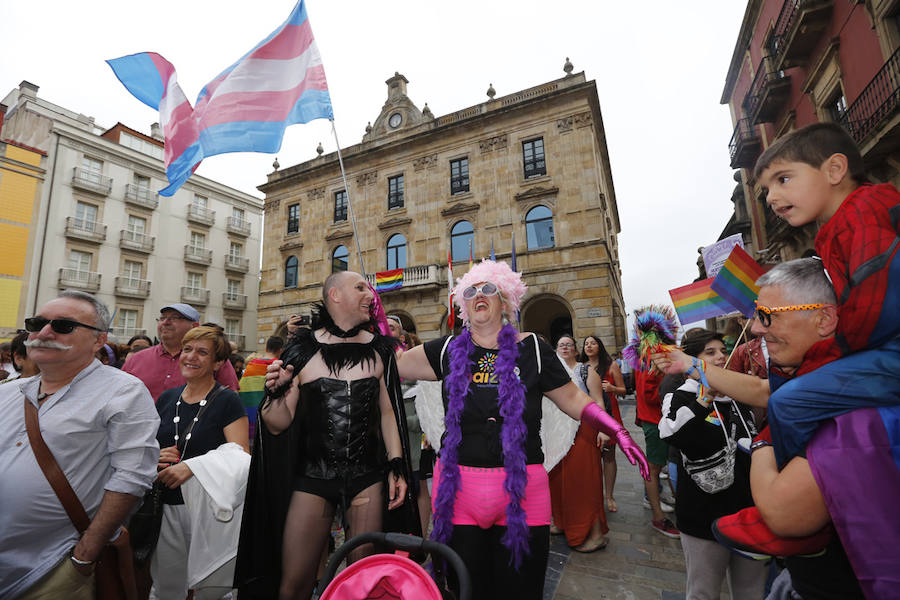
[1,0,747,331]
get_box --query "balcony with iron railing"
[71,168,112,195]
[124,184,159,210]
[110,327,147,339]
[181,286,210,305]
[226,216,251,237]
[119,229,155,253]
[187,204,216,226]
[224,254,250,273]
[184,245,213,265]
[222,292,248,310]
[226,333,245,350]
[64,217,107,243]
[743,55,792,125]
[729,118,763,169]
[363,264,441,292]
[838,46,900,147]
[114,277,151,298]
[771,0,833,70]
[58,268,101,291]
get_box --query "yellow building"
[0,104,46,340]
[258,64,626,347]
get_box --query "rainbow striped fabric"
[375,268,403,292]
[237,357,273,441]
[710,245,767,317]
[668,278,736,325]
[107,0,333,196]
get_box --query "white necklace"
[173,394,208,445]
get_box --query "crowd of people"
[0,121,897,600]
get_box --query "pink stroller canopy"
[319,553,442,600]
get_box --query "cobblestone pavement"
[546,399,712,600]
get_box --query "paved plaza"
[545,399,721,600]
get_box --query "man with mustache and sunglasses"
[0,290,160,599]
[654,259,900,599]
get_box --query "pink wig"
[454,259,527,324]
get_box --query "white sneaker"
[659,471,669,480]
[660,492,677,506]
[642,498,674,513]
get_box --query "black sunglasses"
[24,316,105,335]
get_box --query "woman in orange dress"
[548,335,621,552]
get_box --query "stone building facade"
[258,65,626,347]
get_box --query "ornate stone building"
[258,63,626,347]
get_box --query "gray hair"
[755,258,836,305]
[59,290,111,332]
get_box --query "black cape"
[234,324,421,598]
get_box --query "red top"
[814,183,900,357]
[727,337,768,380]
[634,369,663,425]
[122,343,240,401]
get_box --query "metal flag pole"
[330,119,367,277]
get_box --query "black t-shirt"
[156,383,246,504]
[422,333,571,467]
[661,383,756,540]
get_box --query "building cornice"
[721,0,764,104]
[259,74,600,194]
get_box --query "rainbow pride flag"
[669,278,736,325]
[238,357,274,442]
[710,245,767,317]
[375,268,403,292]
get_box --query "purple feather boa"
[431,324,530,569]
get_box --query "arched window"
[285,256,298,288]
[332,245,349,273]
[526,205,554,250]
[386,233,407,270]
[450,220,474,262]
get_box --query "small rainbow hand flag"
[710,246,767,317]
[669,278,736,325]
[375,268,403,292]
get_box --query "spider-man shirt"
[767,183,900,467]
[814,183,900,357]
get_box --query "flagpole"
[330,120,367,277]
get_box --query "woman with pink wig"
[398,259,650,599]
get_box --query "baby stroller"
[317,532,471,600]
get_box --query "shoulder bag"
[24,398,138,600]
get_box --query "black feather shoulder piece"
[265,305,400,401]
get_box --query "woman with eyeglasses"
[554,335,580,377]
[398,260,649,600]
[148,326,250,599]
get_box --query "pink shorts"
[432,460,552,528]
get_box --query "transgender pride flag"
[107,0,333,196]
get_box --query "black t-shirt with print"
[156,383,246,504]
[423,334,571,467]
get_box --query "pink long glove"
[581,402,650,481]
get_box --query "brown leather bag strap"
[24,398,91,533]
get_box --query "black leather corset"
[298,376,384,479]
